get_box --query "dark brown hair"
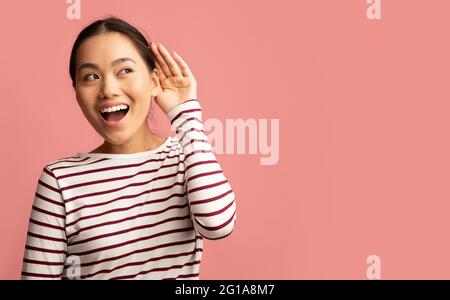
[69,15,156,89]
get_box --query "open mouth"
[99,105,129,123]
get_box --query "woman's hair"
[69,16,156,89]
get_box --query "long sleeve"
[21,167,67,279]
[167,98,237,240]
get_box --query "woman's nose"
[99,74,120,99]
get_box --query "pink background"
[1,0,450,279]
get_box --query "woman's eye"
[82,69,132,82]
[84,73,98,81]
[118,68,133,75]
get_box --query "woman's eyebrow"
[78,57,136,71]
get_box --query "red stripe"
[203,227,235,240]
[185,160,218,173]
[81,248,202,279]
[188,179,228,194]
[68,215,191,246]
[23,258,65,266]
[43,167,57,179]
[177,117,202,131]
[21,271,63,279]
[194,211,236,231]
[51,158,109,171]
[178,128,205,144]
[32,205,65,219]
[193,199,235,217]
[67,202,189,239]
[38,180,61,195]
[109,260,201,280]
[184,149,213,161]
[66,178,185,215]
[181,138,209,149]
[186,170,223,183]
[190,189,234,205]
[66,190,186,227]
[25,245,66,254]
[62,161,183,194]
[27,231,66,243]
[69,236,203,268]
[65,169,185,206]
[170,108,202,125]
[47,156,90,168]
[69,226,194,256]
[35,192,64,207]
[58,153,176,181]
[29,218,65,231]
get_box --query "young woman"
[21,17,237,280]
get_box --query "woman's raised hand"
[149,41,198,115]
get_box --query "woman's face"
[74,32,160,145]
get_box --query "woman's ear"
[150,69,162,97]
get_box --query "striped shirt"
[21,99,237,280]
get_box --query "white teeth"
[100,104,129,114]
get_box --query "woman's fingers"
[150,41,195,82]
[150,42,173,77]
[154,42,183,77]
[172,50,195,79]
[154,60,166,80]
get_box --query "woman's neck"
[90,126,166,155]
